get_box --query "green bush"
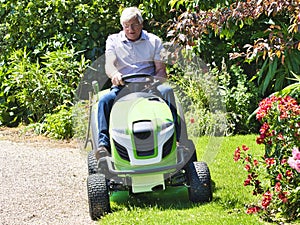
[171,59,258,136]
[0,0,173,138]
[0,47,89,126]
[35,106,74,139]
[1,0,171,61]
[167,1,300,97]
[216,61,259,134]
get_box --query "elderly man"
[96,7,178,160]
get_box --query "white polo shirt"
[105,30,164,77]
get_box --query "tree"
[167,0,300,96]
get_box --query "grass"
[95,135,295,225]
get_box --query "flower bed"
[234,95,300,222]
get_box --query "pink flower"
[253,159,259,167]
[277,133,284,140]
[292,147,300,160]
[288,157,300,173]
[288,147,300,173]
[259,122,270,135]
[190,118,195,124]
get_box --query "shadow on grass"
[109,180,217,212]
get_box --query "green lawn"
[95,135,295,225]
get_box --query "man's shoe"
[95,146,110,160]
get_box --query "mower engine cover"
[109,92,177,169]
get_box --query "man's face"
[122,17,143,42]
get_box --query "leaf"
[3,85,11,94]
[257,58,269,84]
[261,57,278,94]
[274,69,285,91]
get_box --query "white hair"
[120,7,143,25]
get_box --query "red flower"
[253,159,259,167]
[246,206,261,214]
[281,159,287,165]
[277,133,284,140]
[275,182,281,192]
[244,178,251,186]
[256,96,280,119]
[276,173,282,181]
[245,156,250,162]
[190,118,195,124]
[265,158,275,167]
[242,145,250,151]
[278,192,288,203]
[261,191,272,209]
[234,147,241,162]
[256,136,264,144]
[286,170,293,177]
[259,122,270,135]
[244,164,251,171]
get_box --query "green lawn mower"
[85,74,212,220]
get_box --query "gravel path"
[0,132,96,225]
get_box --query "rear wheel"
[87,174,110,220]
[186,161,212,203]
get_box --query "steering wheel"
[121,73,154,84]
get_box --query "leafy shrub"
[0,47,89,126]
[170,57,227,137]
[1,0,172,61]
[234,95,300,222]
[167,0,300,97]
[278,71,300,101]
[216,61,259,134]
[171,58,258,136]
[35,106,74,139]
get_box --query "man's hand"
[153,75,166,83]
[111,73,124,86]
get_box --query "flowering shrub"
[234,95,300,221]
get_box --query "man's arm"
[154,60,167,82]
[105,53,124,86]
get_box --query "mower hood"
[110,92,175,166]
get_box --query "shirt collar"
[121,30,148,42]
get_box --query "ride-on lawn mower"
[85,74,212,220]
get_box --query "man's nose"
[128,25,136,30]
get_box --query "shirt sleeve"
[105,34,116,55]
[154,36,164,61]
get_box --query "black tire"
[186,161,212,203]
[87,174,111,220]
[88,150,97,175]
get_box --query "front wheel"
[87,174,110,220]
[186,161,212,203]
[87,150,97,175]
